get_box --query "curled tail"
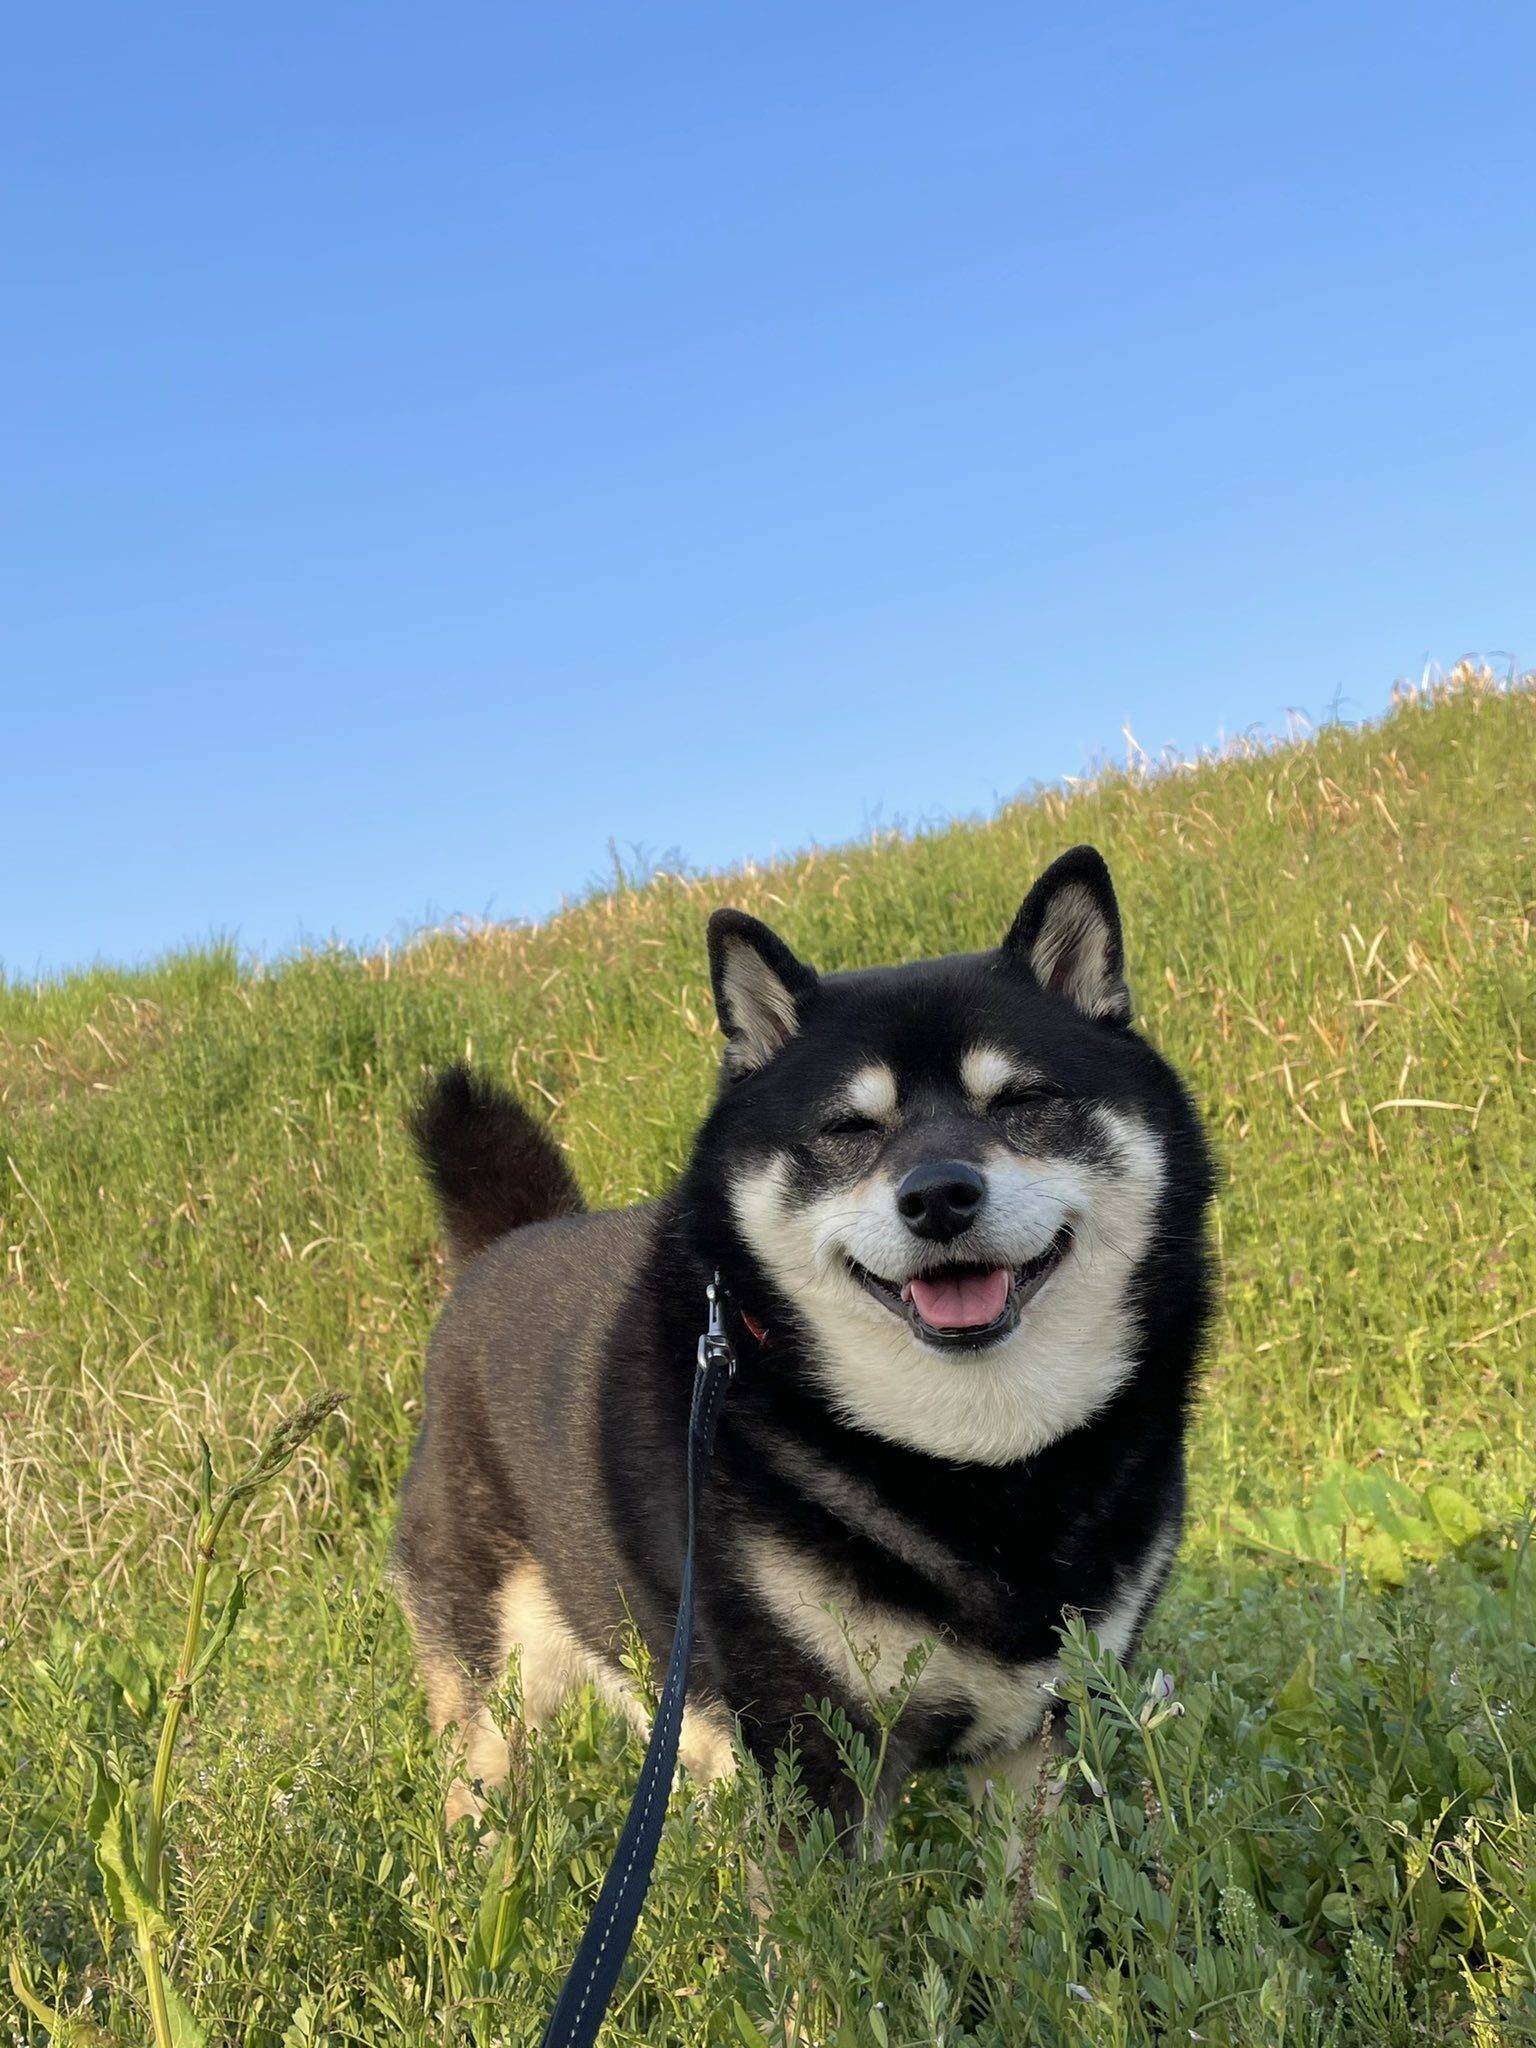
[412,1063,584,1267]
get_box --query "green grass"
[4,666,1534,2045]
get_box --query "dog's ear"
[707,910,819,1075]
[1002,846,1132,1025]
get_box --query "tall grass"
[3,666,1534,2042]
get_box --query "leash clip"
[697,1271,738,1379]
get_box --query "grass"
[3,664,1534,2044]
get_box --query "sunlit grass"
[3,665,1534,2042]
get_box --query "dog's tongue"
[908,1266,1011,1330]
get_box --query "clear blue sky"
[8,2,1534,977]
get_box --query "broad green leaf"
[104,1643,158,1720]
[82,1756,133,1928]
[1422,1484,1484,1549]
[1259,1973,1290,2022]
[1373,1470,1430,1518]
[82,1750,120,1847]
[1358,1527,1406,1588]
[733,2003,771,2048]
[93,1796,171,1939]
[280,1997,320,2048]
[1312,1473,1351,1529]
[468,1833,525,1975]
[1273,1649,1317,1714]
[162,1974,208,2048]
[1453,1744,1496,1799]
[1346,1471,1433,1548]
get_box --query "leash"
[537,1274,740,2048]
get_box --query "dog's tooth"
[901,1279,914,1302]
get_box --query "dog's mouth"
[846,1225,1075,1351]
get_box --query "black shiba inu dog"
[395,846,1215,1832]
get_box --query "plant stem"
[136,1478,245,2048]
[136,1920,175,2048]
[1138,1727,1178,1838]
[145,1494,235,1896]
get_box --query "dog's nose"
[895,1161,987,1242]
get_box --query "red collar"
[740,1308,769,1345]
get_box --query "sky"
[6,1,1535,977]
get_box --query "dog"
[394,845,1214,1836]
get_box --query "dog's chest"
[740,1505,1176,1764]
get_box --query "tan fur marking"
[744,1529,1057,1759]
[416,1650,512,1827]
[841,1061,898,1121]
[963,1735,1059,1808]
[959,1043,1038,1107]
[496,1559,737,1781]
[407,1561,736,1826]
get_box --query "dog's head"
[689,846,1212,1464]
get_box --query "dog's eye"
[821,1113,883,1139]
[991,1084,1059,1111]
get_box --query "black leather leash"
[537,1274,738,2048]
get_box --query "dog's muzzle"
[846,1223,1075,1351]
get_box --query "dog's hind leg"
[411,1551,601,1827]
[406,1532,740,1825]
[419,1651,514,1829]
[395,1562,515,1827]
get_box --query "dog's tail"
[411,1063,585,1268]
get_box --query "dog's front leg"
[964,1709,1063,1884]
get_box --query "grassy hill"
[4,669,1534,2045]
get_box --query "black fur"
[396,850,1215,1834]
[410,1061,583,1268]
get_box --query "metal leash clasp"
[697,1270,738,1379]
